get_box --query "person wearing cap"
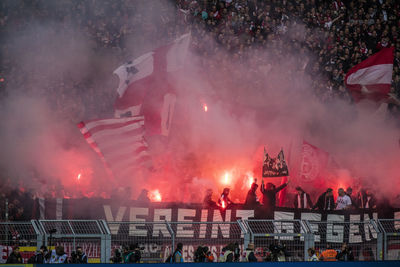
[313,188,335,210]
[293,186,313,209]
[242,243,258,262]
[245,181,260,207]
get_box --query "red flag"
[345,47,394,102]
[299,141,331,187]
[113,34,190,136]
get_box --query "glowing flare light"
[221,200,226,209]
[247,176,254,188]
[222,172,230,185]
[149,189,162,202]
[77,173,82,181]
[203,104,208,112]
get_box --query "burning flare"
[247,176,254,188]
[77,173,82,181]
[203,104,208,112]
[149,189,162,202]
[222,172,230,185]
[221,200,226,209]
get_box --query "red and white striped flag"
[345,47,394,102]
[77,116,151,180]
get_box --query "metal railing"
[304,219,383,261]
[378,219,400,260]
[36,220,111,263]
[244,219,313,261]
[1,219,398,263]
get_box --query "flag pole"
[278,142,292,207]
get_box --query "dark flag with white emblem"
[78,34,190,181]
[114,33,190,136]
[262,148,289,177]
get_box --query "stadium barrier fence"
[377,219,400,260]
[1,219,398,263]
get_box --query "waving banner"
[262,148,289,177]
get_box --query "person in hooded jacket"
[245,182,260,207]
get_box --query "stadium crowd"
[1,0,400,121]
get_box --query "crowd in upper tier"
[1,0,400,119]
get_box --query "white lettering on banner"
[300,213,321,242]
[236,210,254,221]
[395,212,400,230]
[199,209,208,238]
[274,211,295,240]
[326,214,344,243]
[163,246,172,262]
[103,205,127,234]
[58,242,100,258]
[236,210,254,237]
[364,213,378,241]
[129,207,149,236]
[212,210,231,238]
[182,245,195,262]
[141,243,159,254]
[153,209,172,237]
[177,209,196,237]
[349,215,362,243]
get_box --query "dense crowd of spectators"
[1,0,399,119]
[0,183,34,221]
[178,0,400,113]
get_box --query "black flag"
[262,148,289,177]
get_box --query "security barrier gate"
[0,219,395,262]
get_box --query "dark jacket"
[245,189,259,207]
[313,192,335,210]
[358,193,377,209]
[32,252,46,264]
[293,192,313,209]
[6,252,23,264]
[203,195,217,209]
[260,183,287,209]
[244,251,258,262]
[346,194,358,209]
[336,248,354,261]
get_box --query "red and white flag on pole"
[78,34,190,180]
[345,47,394,102]
[113,33,190,136]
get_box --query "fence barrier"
[378,219,400,260]
[1,219,399,263]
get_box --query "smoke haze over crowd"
[0,0,399,205]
